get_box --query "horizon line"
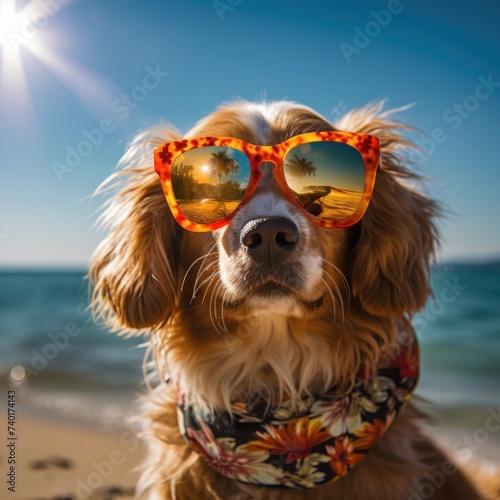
[1,256,499,273]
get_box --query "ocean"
[1,264,499,461]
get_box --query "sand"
[7,416,144,500]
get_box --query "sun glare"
[0,0,120,128]
[0,0,21,51]
[0,0,36,124]
[0,0,45,55]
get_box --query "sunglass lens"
[170,146,251,225]
[283,141,365,222]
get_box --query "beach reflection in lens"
[171,146,250,224]
[284,142,365,221]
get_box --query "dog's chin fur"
[90,100,488,499]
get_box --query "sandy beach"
[7,416,144,500]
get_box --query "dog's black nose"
[240,217,299,266]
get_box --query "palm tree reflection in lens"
[284,151,364,222]
[207,150,239,186]
[285,154,318,178]
[172,148,244,225]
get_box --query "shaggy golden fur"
[90,101,488,499]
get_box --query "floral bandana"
[177,332,419,490]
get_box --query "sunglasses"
[154,131,380,232]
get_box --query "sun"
[0,0,116,128]
[0,0,36,122]
[0,0,42,55]
[0,0,20,51]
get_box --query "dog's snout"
[240,217,299,266]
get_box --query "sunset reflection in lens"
[171,146,251,224]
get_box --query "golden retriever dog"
[90,100,487,499]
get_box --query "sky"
[0,0,499,268]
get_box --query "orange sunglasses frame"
[154,131,380,232]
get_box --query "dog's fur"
[90,101,487,499]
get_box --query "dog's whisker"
[191,265,217,303]
[209,280,219,320]
[188,260,218,304]
[209,289,217,333]
[217,296,229,335]
[324,271,346,323]
[191,242,218,290]
[321,268,345,318]
[214,282,228,333]
[209,280,226,335]
[220,290,229,333]
[322,259,351,307]
[181,243,218,292]
[320,276,338,323]
[181,253,212,292]
[187,262,219,301]
[321,258,350,291]
[201,271,220,305]
[192,261,218,298]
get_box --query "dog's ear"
[336,103,440,317]
[89,127,183,332]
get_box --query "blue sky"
[0,0,499,267]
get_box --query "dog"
[90,100,486,499]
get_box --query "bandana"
[177,332,419,490]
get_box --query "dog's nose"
[240,217,299,266]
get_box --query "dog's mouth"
[222,280,324,311]
[253,281,294,297]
